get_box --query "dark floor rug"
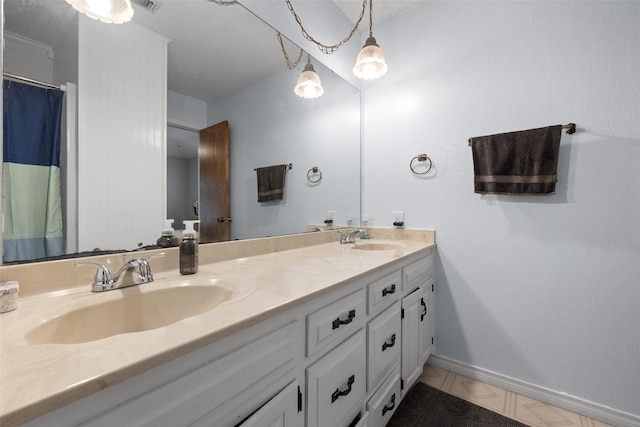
[387,382,529,427]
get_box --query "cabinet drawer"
[367,269,401,315]
[307,330,366,427]
[307,289,366,356]
[402,254,433,291]
[366,367,401,427]
[352,411,369,427]
[367,302,401,393]
[237,380,299,427]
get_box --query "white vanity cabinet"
[22,245,435,427]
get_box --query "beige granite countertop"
[0,229,434,426]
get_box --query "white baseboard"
[428,355,640,427]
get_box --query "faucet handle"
[337,228,363,244]
[76,261,115,292]
[136,252,166,283]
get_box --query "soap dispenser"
[180,220,199,275]
[157,219,180,248]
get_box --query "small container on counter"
[1,281,19,314]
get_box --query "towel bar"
[254,163,292,171]
[468,123,576,146]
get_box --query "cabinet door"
[421,280,435,366]
[401,287,423,395]
[238,381,299,427]
[307,330,366,427]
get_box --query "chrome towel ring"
[307,166,322,183]
[410,154,432,175]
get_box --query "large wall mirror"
[1,0,361,264]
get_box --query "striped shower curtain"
[3,80,65,262]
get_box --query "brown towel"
[470,125,562,195]
[256,164,288,202]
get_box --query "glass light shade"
[66,0,134,24]
[294,62,324,99]
[353,36,388,80]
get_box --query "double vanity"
[0,229,435,427]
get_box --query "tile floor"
[419,364,613,427]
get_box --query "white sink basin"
[25,285,233,345]
[352,242,404,251]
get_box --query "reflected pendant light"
[353,0,388,80]
[295,55,324,99]
[66,0,134,24]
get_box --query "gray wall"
[362,0,640,419]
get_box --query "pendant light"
[353,0,388,80]
[66,0,134,24]
[295,55,324,99]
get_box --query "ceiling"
[334,0,426,27]
[4,0,426,100]
[3,0,426,158]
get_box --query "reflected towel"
[470,125,562,195]
[256,164,288,202]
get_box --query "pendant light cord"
[285,0,368,54]
[368,0,373,37]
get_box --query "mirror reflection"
[2,0,361,264]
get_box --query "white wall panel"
[78,19,168,252]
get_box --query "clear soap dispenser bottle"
[180,220,199,275]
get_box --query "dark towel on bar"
[256,164,288,202]
[470,125,562,195]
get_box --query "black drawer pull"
[382,284,396,297]
[332,309,356,330]
[382,333,396,352]
[421,298,427,321]
[382,393,396,416]
[331,375,355,403]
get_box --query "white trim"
[64,83,78,255]
[428,355,640,427]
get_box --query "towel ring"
[410,154,432,175]
[307,166,322,183]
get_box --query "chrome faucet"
[338,228,364,244]
[77,252,165,292]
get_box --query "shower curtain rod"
[3,72,66,91]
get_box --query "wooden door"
[199,121,230,243]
